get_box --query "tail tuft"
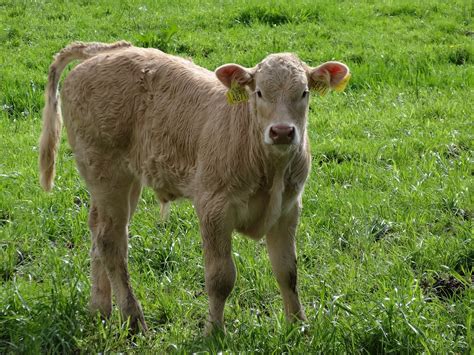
[39,101,62,191]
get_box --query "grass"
[1,0,473,353]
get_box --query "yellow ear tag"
[312,72,351,96]
[312,81,330,96]
[226,81,249,104]
[334,72,351,92]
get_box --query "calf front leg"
[266,205,306,321]
[197,200,236,334]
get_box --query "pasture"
[0,0,472,352]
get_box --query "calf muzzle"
[269,124,295,145]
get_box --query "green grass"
[1,0,473,353]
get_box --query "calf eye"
[302,90,309,98]
[256,90,262,98]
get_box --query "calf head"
[216,54,350,150]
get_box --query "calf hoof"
[122,300,148,333]
[204,320,225,337]
[89,301,112,320]
[127,313,148,333]
[288,309,307,322]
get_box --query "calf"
[39,41,350,333]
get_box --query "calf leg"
[128,180,142,223]
[266,205,306,321]
[89,202,112,318]
[197,200,236,334]
[90,180,147,332]
[203,241,235,334]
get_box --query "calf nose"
[269,124,295,144]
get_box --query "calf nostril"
[288,127,295,139]
[269,127,279,140]
[269,125,295,144]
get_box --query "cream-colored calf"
[39,41,350,333]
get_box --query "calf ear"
[308,61,350,95]
[215,64,254,88]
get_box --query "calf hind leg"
[89,202,112,318]
[128,180,142,223]
[89,178,147,332]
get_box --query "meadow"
[0,0,473,353]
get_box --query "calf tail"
[39,41,132,191]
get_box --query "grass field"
[1,0,473,353]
